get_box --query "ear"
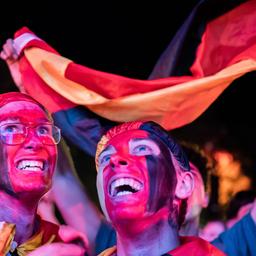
[202,193,209,208]
[175,171,194,199]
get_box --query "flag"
[13,0,256,156]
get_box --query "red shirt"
[98,236,226,256]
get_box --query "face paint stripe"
[0,149,16,196]
[146,132,177,213]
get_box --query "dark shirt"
[212,213,256,256]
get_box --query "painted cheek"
[96,174,104,207]
[146,154,176,213]
[102,166,115,212]
[10,145,55,193]
[48,146,57,175]
[103,155,149,219]
[0,145,13,191]
[96,168,111,221]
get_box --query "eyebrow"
[0,117,50,123]
[132,138,149,142]
[100,145,114,154]
[130,138,157,144]
[0,117,20,123]
[35,117,50,123]
[2,117,19,120]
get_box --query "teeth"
[116,191,133,196]
[110,178,143,197]
[17,160,44,171]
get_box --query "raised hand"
[27,242,86,256]
[0,38,24,92]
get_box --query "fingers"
[59,225,89,249]
[27,243,86,256]
[0,38,18,61]
[0,47,8,60]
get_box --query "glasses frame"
[0,122,61,146]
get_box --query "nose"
[109,154,128,169]
[23,128,43,150]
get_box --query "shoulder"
[176,236,225,255]
[97,246,117,256]
[95,220,116,254]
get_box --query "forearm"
[53,140,102,250]
[52,172,102,251]
[250,199,256,224]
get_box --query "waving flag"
[12,0,256,156]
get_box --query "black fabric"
[53,106,116,157]
[148,0,247,79]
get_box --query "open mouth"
[109,178,143,197]
[16,160,45,172]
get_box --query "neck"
[179,216,200,236]
[0,191,39,244]
[114,218,180,256]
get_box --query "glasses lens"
[0,123,61,145]
[36,124,61,145]
[0,123,26,145]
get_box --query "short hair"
[226,190,256,220]
[96,121,190,172]
[179,141,213,194]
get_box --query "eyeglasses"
[0,123,61,145]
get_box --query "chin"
[109,208,145,223]
[14,182,51,198]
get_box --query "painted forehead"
[0,101,49,123]
[101,129,170,154]
[96,121,190,172]
[104,129,150,147]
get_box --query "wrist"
[13,33,42,56]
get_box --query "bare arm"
[52,139,103,254]
[250,198,256,224]
[0,38,25,92]
[37,190,60,225]
[28,222,89,256]
[27,243,86,256]
[2,38,105,245]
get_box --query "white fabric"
[13,33,42,56]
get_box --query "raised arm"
[1,30,115,156]
[251,198,256,224]
[0,38,24,92]
[52,139,103,254]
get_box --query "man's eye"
[37,125,51,135]
[2,124,22,134]
[133,145,152,155]
[100,155,111,164]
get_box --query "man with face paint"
[0,92,86,256]
[95,121,225,256]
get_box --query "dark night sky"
[0,0,255,191]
